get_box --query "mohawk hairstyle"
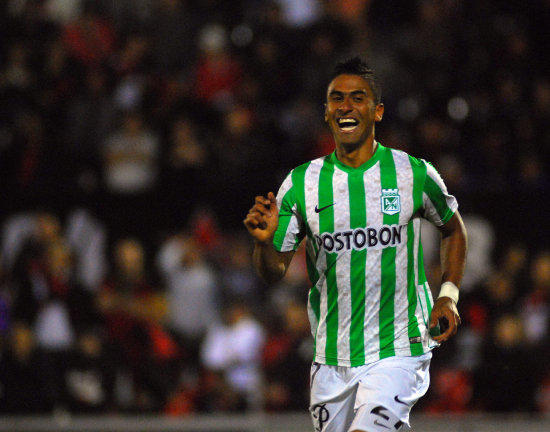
[330,57,382,104]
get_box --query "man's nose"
[338,96,353,112]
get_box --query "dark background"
[0,0,549,417]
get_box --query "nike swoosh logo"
[315,203,336,213]
[394,395,408,406]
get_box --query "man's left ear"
[375,103,385,122]
[324,103,328,122]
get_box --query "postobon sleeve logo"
[381,188,401,215]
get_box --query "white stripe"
[276,174,300,252]
[304,160,326,359]
[417,282,429,327]
[363,162,382,359]
[393,150,415,227]
[413,218,431,348]
[315,278,328,359]
[281,203,300,250]
[414,219,421,291]
[425,162,450,195]
[333,167,351,363]
[276,173,293,206]
[393,150,414,354]
[304,160,323,235]
[423,163,458,226]
[423,282,440,349]
[307,288,320,340]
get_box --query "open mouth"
[337,118,359,132]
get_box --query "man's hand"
[243,192,279,244]
[243,192,293,283]
[429,296,461,343]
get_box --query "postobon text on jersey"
[314,224,406,253]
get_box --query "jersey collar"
[329,141,384,173]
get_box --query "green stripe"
[291,163,321,257]
[406,222,423,355]
[290,162,320,279]
[418,162,434,288]
[291,163,316,257]
[272,187,295,251]
[424,174,454,223]
[291,163,310,225]
[417,286,429,327]
[308,258,321,360]
[417,153,432,319]
[417,241,427,285]
[307,253,321,316]
[409,156,426,215]
[292,163,322,356]
[407,157,425,355]
[379,148,398,359]
[423,282,433,316]
[318,157,338,363]
[348,172,366,366]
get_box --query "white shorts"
[309,353,431,432]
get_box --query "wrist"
[254,237,274,247]
[438,281,459,304]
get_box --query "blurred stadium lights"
[447,96,470,122]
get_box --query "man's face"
[324,74,384,149]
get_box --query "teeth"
[338,118,358,131]
[338,119,358,125]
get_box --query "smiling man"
[325,72,383,162]
[244,57,467,432]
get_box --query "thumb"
[267,192,278,213]
[267,191,277,204]
[429,312,439,328]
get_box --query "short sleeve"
[421,161,458,226]
[272,172,305,252]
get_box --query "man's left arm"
[430,210,468,342]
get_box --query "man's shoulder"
[384,146,426,168]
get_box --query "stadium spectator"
[97,238,179,412]
[262,299,312,411]
[521,250,550,347]
[10,230,97,410]
[61,4,115,69]
[160,115,210,231]
[157,233,219,363]
[201,299,266,411]
[62,329,115,413]
[217,234,260,301]
[101,109,161,243]
[476,313,538,412]
[0,322,52,413]
[64,66,116,202]
[193,24,242,108]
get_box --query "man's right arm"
[243,192,295,283]
[252,240,294,283]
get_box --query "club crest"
[381,188,401,215]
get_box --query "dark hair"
[330,57,382,104]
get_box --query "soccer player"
[243,57,467,432]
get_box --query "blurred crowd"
[0,0,549,417]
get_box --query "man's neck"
[335,138,377,168]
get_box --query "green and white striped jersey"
[273,143,458,367]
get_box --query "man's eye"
[353,96,364,102]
